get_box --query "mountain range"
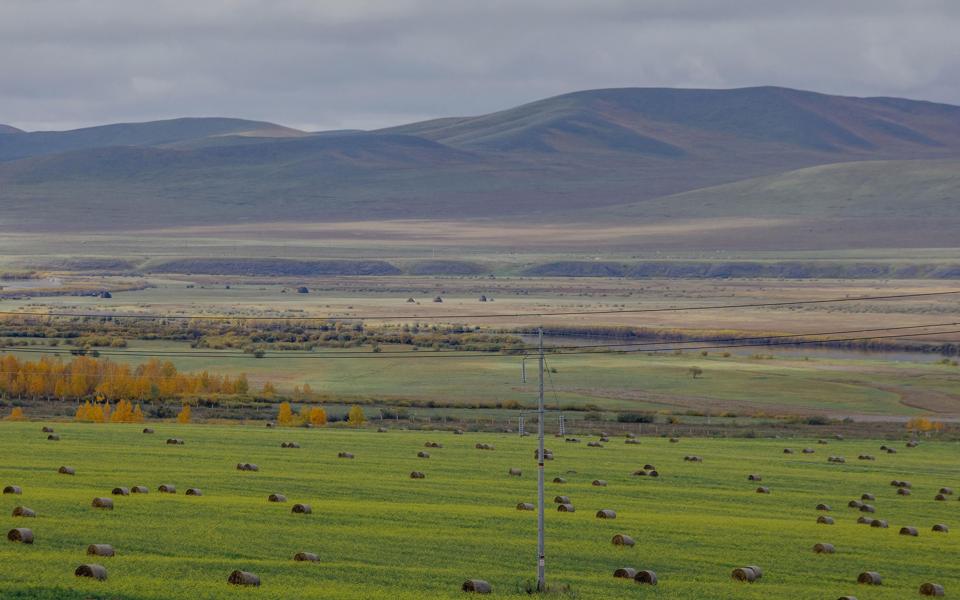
[1,86,959,248]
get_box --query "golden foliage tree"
[308,406,327,426]
[5,407,26,421]
[277,401,297,426]
[347,405,366,428]
[177,403,192,424]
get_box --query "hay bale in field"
[410,471,425,479]
[939,487,954,495]
[669,437,679,443]
[266,422,275,428]
[861,493,875,501]
[625,439,640,445]
[517,502,535,511]
[453,429,465,435]
[557,503,575,512]
[783,448,795,454]
[900,526,919,536]
[599,437,610,443]
[813,543,835,554]
[186,488,202,496]
[632,470,648,477]
[377,427,388,433]
[748,474,762,481]
[228,570,260,586]
[592,480,608,487]
[613,567,637,579]
[418,451,431,459]
[474,443,494,450]
[634,570,658,585]
[870,519,889,529]
[237,463,259,471]
[890,479,901,487]
[886,448,897,454]
[158,484,176,494]
[649,470,660,478]
[58,466,75,475]
[858,455,875,461]
[166,438,184,445]
[425,442,443,448]
[7,528,33,543]
[848,500,864,509]
[897,488,912,496]
[859,504,875,513]
[12,506,35,517]
[837,596,859,600]
[92,497,114,510]
[683,455,703,462]
[42,426,54,433]
[268,493,287,502]
[112,487,130,496]
[907,440,920,448]
[281,442,300,448]
[802,448,815,454]
[587,441,603,448]
[3,485,22,495]
[596,509,617,519]
[857,516,874,525]
[509,468,522,476]
[47,434,60,441]
[920,583,946,596]
[935,493,948,501]
[626,433,636,439]
[898,480,912,488]
[462,579,491,594]
[338,452,354,459]
[612,533,635,547]
[932,524,949,533]
[294,552,319,562]
[756,486,771,494]
[131,486,148,494]
[835,434,844,440]
[554,496,570,504]
[565,437,580,443]
[817,516,835,525]
[292,503,312,514]
[816,504,831,511]
[142,428,154,434]
[818,439,828,445]
[552,477,566,484]
[75,564,107,580]
[857,571,882,585]
[731,566,762,582]
[87,544,115,557]
[828,456,846,464]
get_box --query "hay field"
[1,422,957,599]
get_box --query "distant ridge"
[0,124,23,134]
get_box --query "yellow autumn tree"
[133,403,145,423]
[277,401,296,426]
[308,406,327,426]
[6,407,26,421]
[177,403,192,424]
[347,405,366,428]
[261,381,276,398]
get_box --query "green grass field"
[1,422,957,599]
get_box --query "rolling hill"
[1,86,959,249]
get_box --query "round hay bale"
[592,480,607,487]
[886,448,897,454]
[453,429,464,435]
[861,493,875,501]
[731,566,761,582]
[552,477,566,484]
[237,463,259,471]
[294,552,319,562]
[268,493,287,502]
[462,579,491,594]
[377,427,388,433]
[12,506,35,518]
[3,485,22,495]
[756,486,771,494]
[516,502,535,511]
[802,448,815,454]
[649,470,660,478]
[587,441,603,448]
[632,469,648,476]
[897,488,912,496]
[899,480,913,489]
[816,504,832,511]
[557,503,575,512]
[748,474,762,481]
[281,442,301,448]
[870,519,889,529]
[857,516,874,525]
[817,516,835,525]
[131,486,148,494]
[613,567,637,579]
[920,583,946,596]
[859,504,876,513]
[508,468,521,476]
[228,570,260,586]
[158,484,176,494]
[47,434,60,441]
[935,493,948,501]
[818,439,828,445]
[142,428,154,434]
[418,451,430,458]
[669,437,679,443]
[7,528,33,543]
[857,571,882,585]
[554,495,570,504]
[783,448,795,454]
[75,564,107,580]
[939,487,954,495]
[837,596,859,600]
[848,500,863,509]
[565,437,580,443]
[292,503,312,514]
[612,533,635,547]
[890,479,901,487]
[813,543,835,554]
[186,488,202,496]
[907,440,920,448]
[599,437,610,443]
[410,471,425,479]
[858,455,875,461]
[42,426,54,433]
[112,487,130,496]
[596,509,617,519]
[58,466,75,475]
[87,544,115,557]
[426,442,443,448]
[932,524,949,533]
[266,422,275,428]
[92,497,114,510]
[166,438,183,445]
[899,526,919,537]
[634,570,658,585]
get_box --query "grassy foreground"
[1,422,957,599]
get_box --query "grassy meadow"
[1,421,957,599]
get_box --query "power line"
[0,290,956,322]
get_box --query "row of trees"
[75,399,145,423]
[275,401,365,427]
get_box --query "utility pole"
[521,356,527,384]
[536,327,546,592]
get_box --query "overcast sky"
[2,0,958,132]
